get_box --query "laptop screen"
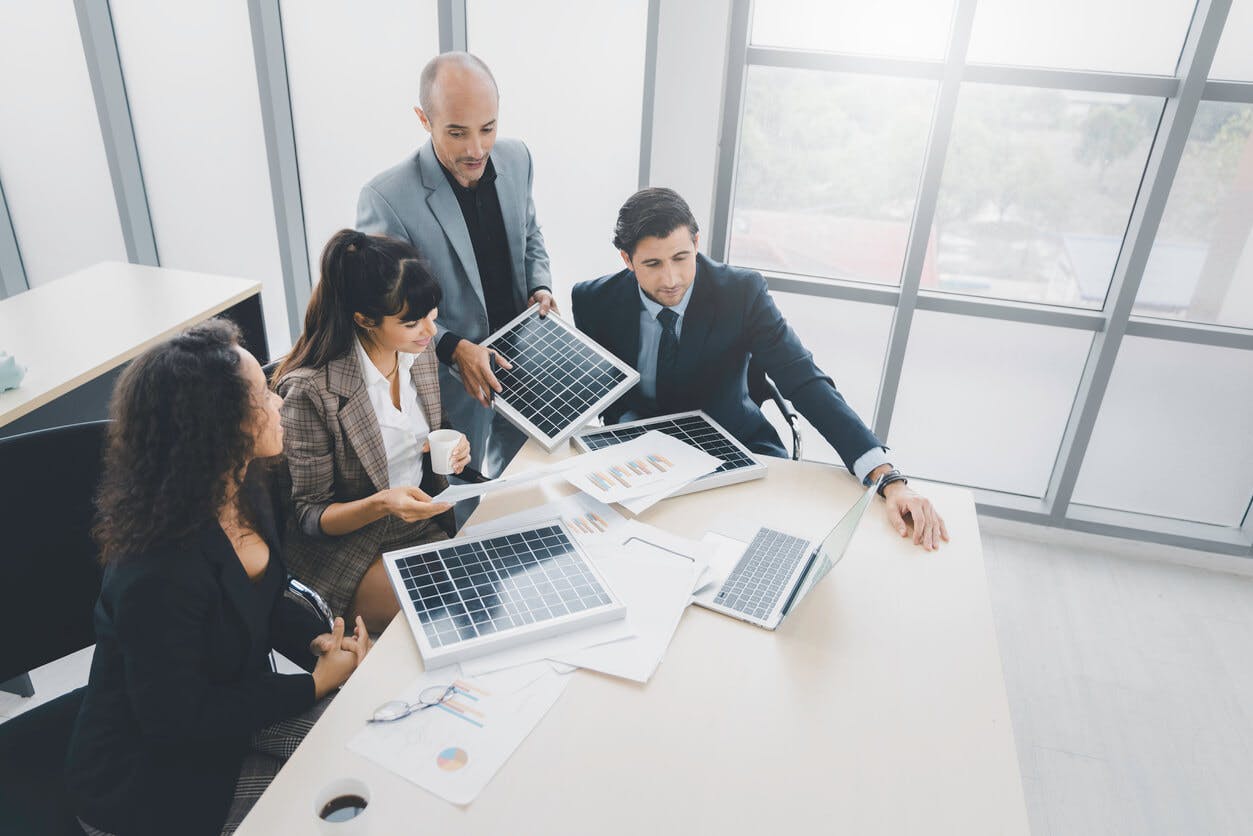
[780,480,879,618]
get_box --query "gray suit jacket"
[357,137,551,472]
[276,347,450,617]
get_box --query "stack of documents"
[562,430,722,513]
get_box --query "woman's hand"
[311,617,369,698]
[375,486,452,523]
[308,616,373,659]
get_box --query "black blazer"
[65,472,325,836]
[572,254,883,471]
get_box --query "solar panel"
[571,410,767,497]
[383,521,626,666]
[476,306,640,451]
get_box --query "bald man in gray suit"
[357,52,555,486]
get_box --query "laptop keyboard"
[716,527,811,621]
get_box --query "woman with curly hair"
[65,319,371,836]
[273,229,471,633]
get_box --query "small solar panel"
[383,521,626,666]
[476,306,640,451]
[571,410,767,497]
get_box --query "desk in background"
[0,261,265,437]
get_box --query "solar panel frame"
[570,410,767,497]
[473,305,640,451]
[382,519,626,666]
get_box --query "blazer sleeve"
[278,374,337,539]
[742,272,883,473]
[358,183,458,348]
[521,144,553,296]
[115,572,315,746]
[357,184,410,242]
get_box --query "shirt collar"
[438,155,497,194]
[637,275,696,321]
[354,335,414,389]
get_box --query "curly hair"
[94,318,262,564]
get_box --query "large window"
[715,0,1253,551]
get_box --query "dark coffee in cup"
[319,794,368,822]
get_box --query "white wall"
[468,0,649,310]
[281,0,440,284]
[109,0,291,353]
[648,0,732,254]
[0,4,126,287]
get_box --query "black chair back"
[746,358,802,460]
[0,419,109,835]
[0,420,108,683]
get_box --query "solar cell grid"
[483,310,637,447]
[393,525,614,649]
[579,413,757,474]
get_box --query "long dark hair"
[274,229,442,381]
[94,319,261,563]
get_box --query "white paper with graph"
[347,662,570,806]
[563,429,723,512]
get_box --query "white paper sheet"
[551,539,700,683]
[460,617,635,676]
[563,430,721,510]
[347,662,570,806]
[431,458,578,504]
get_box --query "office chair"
[746,358,802,461]
[0,420,109,835]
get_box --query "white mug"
[314,777,371,835]
[427,429,463,476]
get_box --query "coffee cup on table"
[314,777,371,835]
[427,429,463,476]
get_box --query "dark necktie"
[655,308,680,409]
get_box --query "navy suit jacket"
[572,254,883,471]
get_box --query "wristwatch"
[866,467,908,498]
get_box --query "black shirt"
[437,157,518,362]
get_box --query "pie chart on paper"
[437,747,469,771]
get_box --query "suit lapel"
[418,140,487,313]
[612,272,643,368]
[491,155,528,311]
[410,349,442,430]
[201,524,264,662]
[327,352,390,492]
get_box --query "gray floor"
[5,521,1253,835]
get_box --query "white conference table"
[239,444,1029,835]
[0,261,263,432]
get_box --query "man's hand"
[528,289,559,317]
[883,482,949,552]
[453,340,513,407]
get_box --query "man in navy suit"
[572,188,947,550]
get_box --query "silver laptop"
[693,478,880,630]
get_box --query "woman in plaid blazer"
[274,230,472,632]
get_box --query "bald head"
[418,52,498,118]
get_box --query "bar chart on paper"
[564,430,723,509]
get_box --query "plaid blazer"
[277,347,453,617]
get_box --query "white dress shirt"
[355,337,430,489]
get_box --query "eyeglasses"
[369,684,457,724]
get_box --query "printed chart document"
[461,491,629,548]
[347,662,570,806]
[563,430,722,513]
